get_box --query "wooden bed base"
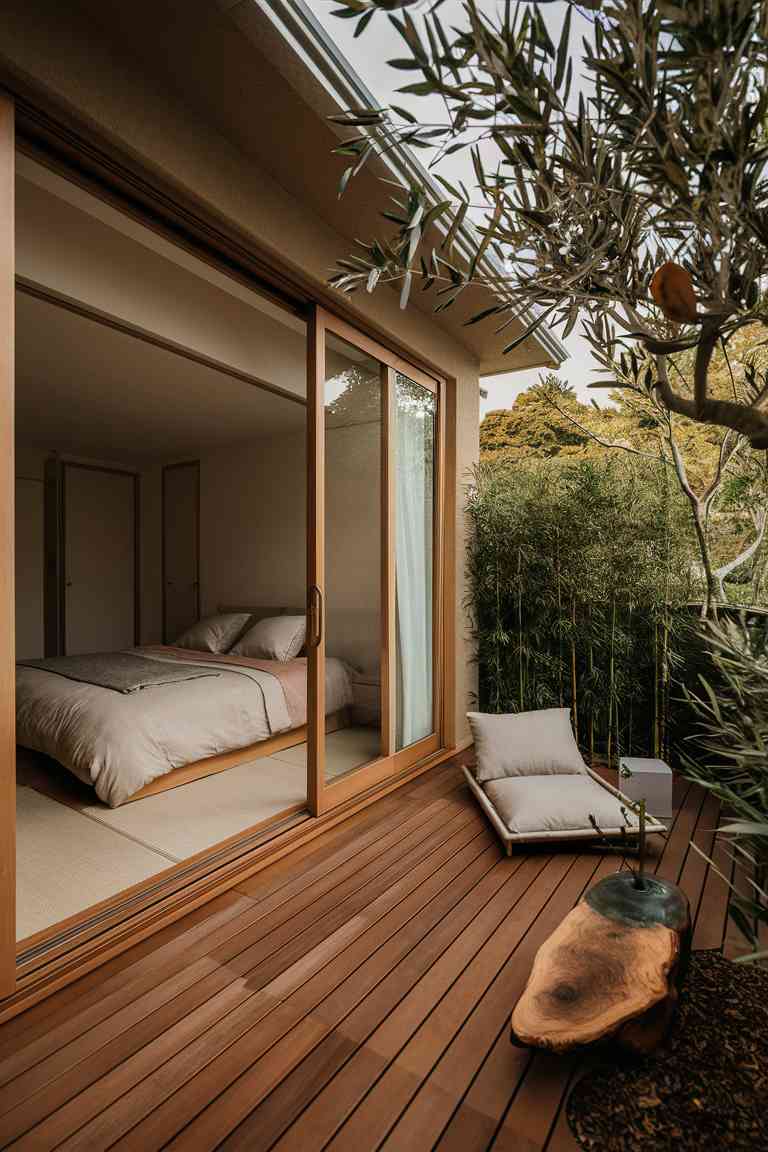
[126,709,350,802]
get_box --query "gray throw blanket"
[18,652,222,693]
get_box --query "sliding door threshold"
[4,745,455,1023]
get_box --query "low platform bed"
[127,707,349,803]
[16,606,353,807]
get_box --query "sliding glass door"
[308,308,441,815]
[395,373,437,752]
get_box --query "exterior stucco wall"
[1,0,479,746]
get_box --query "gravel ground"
[567,950,768,1151]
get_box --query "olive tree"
[329,0,768,444]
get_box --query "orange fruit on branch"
[650,262,698,323]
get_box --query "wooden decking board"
[0,891,257,1089]
[211,855,551,1152]
[10,819,492,1151]
[312,856,581,1152]
[213,846,525,1150]
[0,792,472,1115]
[678,790,719,927]
[169,855,563,1152]
[654,780,705,885]
[5,774,459,1063]
[1,889,249,1053]
[236,758,470,905]
[377,855,623,1152]
[431,856,624,1152]
[109,832,504,1152]
[141,847,534,1152]
[394,855,618,1152]
[490,1051,573,1152]
[0,758,733,1152]
[211,796,477,968]
[725,851,754,960]
[233,793,406,900]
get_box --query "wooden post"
[0,95,14,998]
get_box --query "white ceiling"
[15,292,306,466]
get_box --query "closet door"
[162,461,200,642]
[307,307,442,816]
[64,465,137,654]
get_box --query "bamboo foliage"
[466,456,693,765]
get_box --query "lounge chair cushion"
[468,708,586,783]
[483,774,639,836]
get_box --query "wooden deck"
[0,752,733,1151]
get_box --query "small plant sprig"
[589,798,659,889]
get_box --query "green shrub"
[682,616,768,961]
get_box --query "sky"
[308,0,605,418]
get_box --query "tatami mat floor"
[15,727,381,942]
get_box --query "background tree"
[539,345,768,614]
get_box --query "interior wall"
[198,419,381,675]
[199,431,305,622]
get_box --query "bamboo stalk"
[627,602,633,756]
[607,596,615,768]
[518,545,524,712]
[653,618,661,758]
[571,596,578,745]
[556,526,563,708]
[594,612,598,764]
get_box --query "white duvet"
[16,652,352,807]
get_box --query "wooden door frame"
[308,307,446,817]
[161,460,200,643]
[0,94,15,999]
[0,93,459,1016]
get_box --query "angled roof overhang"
[220,0,567,376]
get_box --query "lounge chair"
[464,708,666,856]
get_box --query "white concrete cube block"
[618,757,674,820]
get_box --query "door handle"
[308,585,323,648]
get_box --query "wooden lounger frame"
[127,708,349,802]
[463,764,667,856]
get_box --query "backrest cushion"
[467,708,586,783]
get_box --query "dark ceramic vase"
[586,871,692,977]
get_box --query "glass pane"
[395,374,436,750]
[324,334,383,781]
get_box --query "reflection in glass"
[395,374,436,750]
[324,334,383,780]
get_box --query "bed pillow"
[174,613,251,655]
[230,615,306,662]
[467,708,585,783]
[484,775,637,836]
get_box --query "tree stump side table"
[511,872,691,1055]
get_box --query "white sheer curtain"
[395,377,434,749]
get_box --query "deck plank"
[0,758,731,1152]
[7,812,487,1149]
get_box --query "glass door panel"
[395,374,437,750]
[323,332,385,785]
[308,309,442,815]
